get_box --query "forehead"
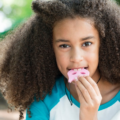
[53,17,98,39]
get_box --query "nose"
[70,48,83,63]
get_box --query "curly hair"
[0,0,120,119]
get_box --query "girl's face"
[53,17,100,82]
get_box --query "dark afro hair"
[0,0,120,119]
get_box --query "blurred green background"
[0,0,33,40]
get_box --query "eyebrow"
[55,36,95,43]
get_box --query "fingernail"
[75,77,78,81]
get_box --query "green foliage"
[0,0,33,40]
[117,0,120,4]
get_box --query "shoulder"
[31,75,65,110]
[43,75,65,110]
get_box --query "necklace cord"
[64,75,101,106]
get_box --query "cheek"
[55,52,69,71]
[86,46,99,63]
[90,54,99,64]
[86,49,99,72]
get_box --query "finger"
[75,80,92,104]
[77,76,97,100]
[85,76,101,96]
[75,84,85,104]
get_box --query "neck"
[98,78,120,96]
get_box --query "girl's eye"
[59,42,92,48]
[82,42,92,47]
[59,44,70,48]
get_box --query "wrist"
[80,115,98,120]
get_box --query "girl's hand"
[74,76,102,120]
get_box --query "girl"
[0,0,120,120]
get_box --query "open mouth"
[68,67,88,71]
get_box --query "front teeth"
[74,68,81,71]
[74,69,77,71]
